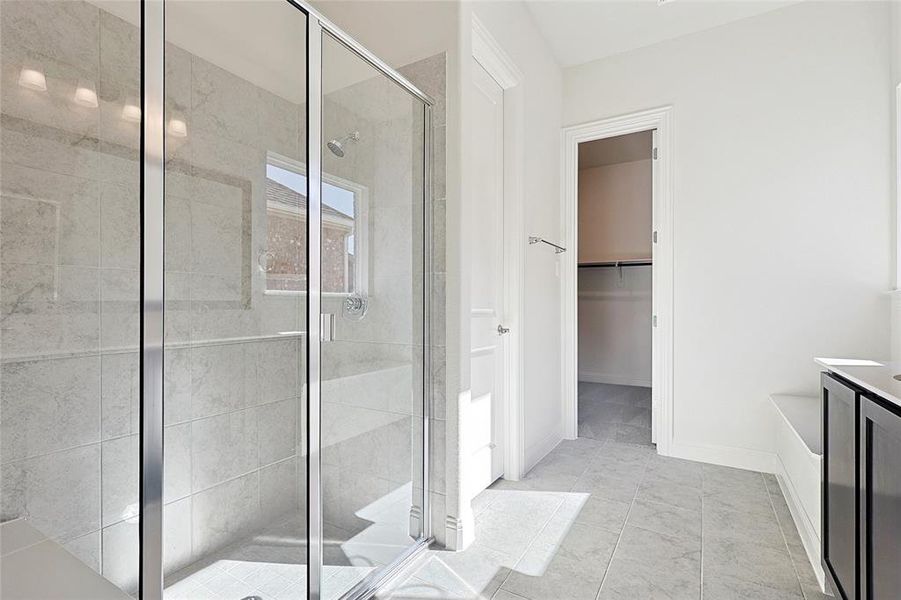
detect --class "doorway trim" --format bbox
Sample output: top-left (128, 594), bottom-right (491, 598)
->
top-left (472, 14), bottom-right (525, 481)
top-left (561, 106), bottom-right (675, 456)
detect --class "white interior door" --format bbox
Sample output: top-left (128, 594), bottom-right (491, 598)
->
top-left (467, 58), bottom-right (506, 498)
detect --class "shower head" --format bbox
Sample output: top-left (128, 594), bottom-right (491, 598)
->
top-left (326, 131), bottom-right (360, 158)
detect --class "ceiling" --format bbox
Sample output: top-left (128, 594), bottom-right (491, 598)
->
top-left (524, 0), bottom-right (798, 68)
top-left (579, 131), bottom-right (653, 169)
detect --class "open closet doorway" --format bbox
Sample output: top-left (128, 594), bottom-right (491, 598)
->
top-left (576, 132), bottom-right (655, 444)
top-left (562, 106), bottom-right (675, 456)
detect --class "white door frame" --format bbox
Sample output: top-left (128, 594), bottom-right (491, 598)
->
top-left (472, 15), bottom-right (526, 480)
top-left (561, 106), bottom-right (675, 456)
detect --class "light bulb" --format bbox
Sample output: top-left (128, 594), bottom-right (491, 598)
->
top-left (18, 67), bottom-right (47, 91)
top-left (73, 79), bottom-right (98, 108)
top-left (167, 117), bottom-right (187, 138)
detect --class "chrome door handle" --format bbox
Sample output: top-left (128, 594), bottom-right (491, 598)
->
top-left (497, 324), bottom-right (510, 335)
top-left (321, 313), bottom-right (335, 342)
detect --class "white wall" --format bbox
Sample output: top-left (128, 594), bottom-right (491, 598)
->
top-left (578, 160), bottom-right (653, 263)
top-left (462, 1), bottom-right (564, 473)
top-left (578, 266), bottom-right (652, 387)
top-left (892, 1), bottom-right (901, 361)
top-left (565, 2), bottom-right (894, 464)
top-left (578, 159), bottom-right (653, 387)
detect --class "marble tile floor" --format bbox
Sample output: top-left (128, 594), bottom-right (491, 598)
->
top-left (578, 383), bottom-right (653, 445)
top-left (379, 438), bottom-right (830, 600)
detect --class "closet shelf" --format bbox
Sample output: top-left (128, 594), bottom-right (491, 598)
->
top-left (579, 259), bottom-right (652, 269)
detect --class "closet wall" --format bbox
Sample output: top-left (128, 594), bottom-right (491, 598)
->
top-left (577, 133), bottom-right (652, 387)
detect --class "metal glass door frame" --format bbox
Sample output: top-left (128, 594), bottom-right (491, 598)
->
top-left (140, 2), bottom-right (434, 599)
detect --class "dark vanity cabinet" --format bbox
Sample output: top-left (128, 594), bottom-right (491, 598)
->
top-left (823, 373), bottom-right (859, 599)
top-left (822, 372), bottom-right (901, 600)
top-left (859, 396), bottom-right (901, 599)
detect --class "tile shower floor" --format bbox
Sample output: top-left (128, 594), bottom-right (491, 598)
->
top-left (380, 437), bottom-right (829, 600)
top-left (163, 485), bottom-right (417, 600)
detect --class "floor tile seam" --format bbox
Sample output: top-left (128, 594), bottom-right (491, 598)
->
top-left (492, 500), bottom-right (565, 600)
top-left (631, 495), bottom-right (702, 517)
top-left (593, 470), bottom-right (642, 600)
top-left (762, 471), bottom-right (811, 599)
top-left (699, 491), bottom-right (705, 600)
top-left (493, 589), bottom-right (530, 600)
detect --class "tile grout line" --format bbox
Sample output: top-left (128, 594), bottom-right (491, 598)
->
top-left (593, 438), bottom-right (649, 600)
top-left (493, 447), bottom-right (593, 599)
top-left (495, 436), bottom-right (613, 599)
top-left (699, 471), bottom-right (705, 600)
top-left (763, 473), bottom-right (810, 600)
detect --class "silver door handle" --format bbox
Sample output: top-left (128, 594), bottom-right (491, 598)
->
top-left (321, 313), bottom-right (335, 342)
top-left (497, 324), bottom-right (510, 335)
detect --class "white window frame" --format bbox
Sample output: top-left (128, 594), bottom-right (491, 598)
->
top-left (264, 150), bottom-right (370, 297)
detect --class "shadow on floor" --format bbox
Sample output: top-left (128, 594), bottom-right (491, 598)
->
top-left (380, 437), bottom-right (829, 600)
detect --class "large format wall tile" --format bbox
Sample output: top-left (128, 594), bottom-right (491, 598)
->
top-left (260, 457), bottom-right (298, 519)
top-left (1, 444), bottom-right (101, 542)
top-left (1, 163), bottom-right (101, 267)
top-left (100, 352), bottom-right (139, 440)
top-left (100, 434), bottom-right (138, 527)
top-left (100, 267), bottom-right (140, 351)
top-left (191, 343), bottom-right (246, 418)
top-left (0, 263), bottom-right (100, 358)
top-left (1, 0), bottom-right (100, 72)
top-left (99, 181), bottom-right (139, 270)
top-left (1, 356), bottom-right (100, 461)
top-left (247, 339), bottom-right (298, 406)
top-left (102, 518), bottom-right (138, 596)
top-left (191, 409), bottom-right (259, 491)
top-left (163, 497), bottom-right (193, 574)
top-left (164, 423), bottom-right (192, 504)
top-left (192, 471), bottom-right (261, 558)
top-left (257, 398), bottom-right (297, 466)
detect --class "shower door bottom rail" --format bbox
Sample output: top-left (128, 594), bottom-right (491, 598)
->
top-left (342, 536), bottom-right (434, 600)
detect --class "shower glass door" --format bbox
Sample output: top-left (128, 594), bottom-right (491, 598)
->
top-left (318, 30), bottom-right (428, 599)
top-left (161, 1), bottom-right (309, 597)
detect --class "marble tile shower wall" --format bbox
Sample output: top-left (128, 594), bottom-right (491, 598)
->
top-left (1, 2), bottom-right (304, 595)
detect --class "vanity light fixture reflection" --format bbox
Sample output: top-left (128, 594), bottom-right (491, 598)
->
top-left (122, 97), bottom-right (141, 123)
top-left (73, 78), bottom-right (98, 108)
top-left (18, 66), bottom-right (47, 91)
top-left (167, 117), bottom-right (187, 138)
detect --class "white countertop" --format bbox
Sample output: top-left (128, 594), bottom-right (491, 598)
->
top-left (815, 357), bottom-right (901, 409)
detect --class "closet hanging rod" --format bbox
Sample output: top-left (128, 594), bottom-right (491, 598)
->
top-left (528, 236), bottom-right (566, 253)
top-left (579, 260), bottom-right (653, 268)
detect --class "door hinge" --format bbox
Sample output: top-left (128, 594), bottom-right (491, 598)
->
top-left (653, 230), bottom-right (658, 244)
top-left (652, 315), bottom-right (658, 328)
top-left (653, 147), bottom-right (658, 160)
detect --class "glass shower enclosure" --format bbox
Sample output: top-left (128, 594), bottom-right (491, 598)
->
top-left (0, 1), bottom-right (432, 599)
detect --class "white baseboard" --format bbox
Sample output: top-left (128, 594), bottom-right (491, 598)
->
top-left (444, 514), bottom-right (473, 552)
top-left (523, 426), bottom-right (564, 474)
top-left (667, 440), bottom-right (778, 474)
top-left (773, 458), bottom-right (828, 593)
top-left (578, 372), bottom-right (651, 388)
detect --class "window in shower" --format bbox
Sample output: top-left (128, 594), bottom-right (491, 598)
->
top-left (264, 153), bottom-right (369, 295)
